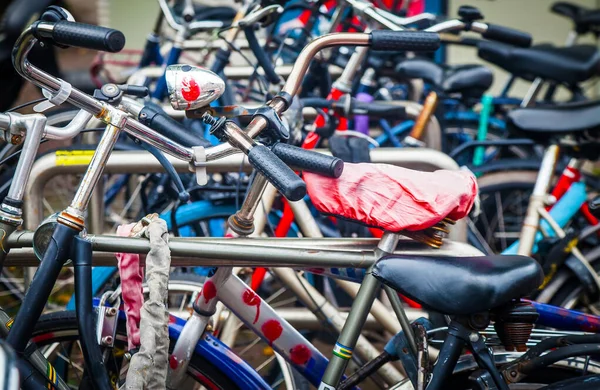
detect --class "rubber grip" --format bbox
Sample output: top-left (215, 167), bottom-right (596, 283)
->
top-left (352, 101), bottom-right (406, 119)
top-left (139, 104), bottom-right (211, 148)
top-left (52, 20), bottom-right (125, 52)
top-left (370, 31), bottom-right (440, 52)
top-left (248, 144), bottom-right (306, 201)
top-left (482, 24), bottom-right (532, 48)
top-left (271, 143), bottom-right (344, 178)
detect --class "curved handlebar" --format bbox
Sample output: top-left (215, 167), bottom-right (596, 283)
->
top-left (44, 110), bottom-right (93, 139)
top-left (425, 19), bottom-right (532, 48)
top-left (370, 30), bottom-right (440, 51)
top-left (479, 23), bottom-right (532, 48)
top-left (12, 12), bottom-right (441, 201)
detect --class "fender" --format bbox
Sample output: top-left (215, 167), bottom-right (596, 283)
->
top-left (93, 300), bottom-right (270, 389)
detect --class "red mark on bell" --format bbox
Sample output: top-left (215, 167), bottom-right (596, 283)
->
top-left (202, 281), bottom-right (217, 303)
top-left (169, 355), bottom-right (178, 369)
top-left (262, 319), bottom-right (282, 345)
top-left (181, 76), bottom-right (201, 102)
top-left (290, 344), bottom-right (311, 365)
top-left (242, 289), bottom-right (261, 324)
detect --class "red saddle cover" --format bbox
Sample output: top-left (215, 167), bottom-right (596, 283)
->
top-left (304, 163), bottom-right (477, 232)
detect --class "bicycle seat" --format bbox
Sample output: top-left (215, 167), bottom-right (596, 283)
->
top-left (395, 59), bottom-right (493, 99)
top-left (552, 2), bottom-right (600, 34)
top-left (507, 99), bottom-right (600, 141)
top-left (372, 254), bottom-right (543, 315)
top-left (304, 163), bottom-right (477, 232)
top-left (478, 42), bottom-right (600, 85)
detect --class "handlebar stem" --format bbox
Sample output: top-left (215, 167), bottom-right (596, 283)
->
top-left (5, 114), bottom-right (46, 206)
top-left (227, 173), bottom-right (269, 236)
top-left (61, 112), bottom-right (127, 230)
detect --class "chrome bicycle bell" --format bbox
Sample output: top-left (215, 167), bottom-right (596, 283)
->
top-left (166, 64), bottom-right (225, 110)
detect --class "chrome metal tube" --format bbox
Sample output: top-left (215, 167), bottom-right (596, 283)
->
top-left (281, 33), bottom-right (371, 98)
top-left (6, 115), bottom-right (46, 202)
top-left (470, 22), bottom-right (490, 35)
top-left (237, 174), bottom-right (268, 220)
top-left (65, 119), bottom-right (124, 223)
top-left (0, 114), bottom-right (10, 130)
top-left (223, 121), bottom-right (255, 152)
top-left (251, 183), bottom-right (277, 236)
top-left (43, 110), bottom-right (93, 140)
top-left (425, 19), bottom-right (465, 33)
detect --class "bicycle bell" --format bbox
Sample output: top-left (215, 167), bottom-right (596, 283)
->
top-left (165, 64), bottom-right (225, 110)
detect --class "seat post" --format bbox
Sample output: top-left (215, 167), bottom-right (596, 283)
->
top-left (318, 232), bottom-right (399, 390)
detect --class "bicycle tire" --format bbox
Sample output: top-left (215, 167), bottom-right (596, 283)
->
top-left (32, 310), bottom-right (242, 389)
top-left (472, 170), bottom-right (539, 253)
top-left (546, 246), bottom-right (600, 309)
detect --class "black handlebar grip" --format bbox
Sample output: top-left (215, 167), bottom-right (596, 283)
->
top-left (271, 143), bottom-right (344, 178)
top-left (248, 144), bottom-right (307, 201)
top-left (139, 104), bottom-right (211, 148)
top-left (369, 31), bottom-right (440, 52)
top-left (352, 101), bottom-right (407, 120)
top-left (482, 24), bottom-right (532, 48)
top-left (51, 20), bottom-right (125, 52)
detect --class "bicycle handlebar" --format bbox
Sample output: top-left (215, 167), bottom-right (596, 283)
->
top-left (480, 23), bottom-right (532, 48)
top-left (271, 143), bottom-right (344, 178)
top-left (426, 19), bottom-right (532, 48)
top-left (33, 21), bottom-right (125, 52)
top-left (13, 11), bottom-right (442, 201)
top-left (248, 144), bottom-right (306, 201)
top-left (370, 30), bottom-right (440, 51)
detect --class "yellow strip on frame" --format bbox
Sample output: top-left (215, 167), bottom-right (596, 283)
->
top-left (55, 150), bottom-right (95, 166)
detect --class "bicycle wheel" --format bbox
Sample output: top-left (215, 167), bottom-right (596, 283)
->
top-left (471, 170), bottom-right (538, 254)
top-left (33, 310), bottom-right (241, 389)
top-left (547, 246), bottom-right (600, 311)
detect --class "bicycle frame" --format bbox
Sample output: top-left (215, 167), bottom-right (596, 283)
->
top-left (9, 10), bottom-right (600, 389)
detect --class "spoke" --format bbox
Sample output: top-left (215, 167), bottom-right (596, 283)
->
top-left (494, 191), bottom-right (508, 251)
top-left (255, 354), bottom-right (276, 373)
top-left (238, 335), bottom-right (262, 356)
top-left (179, 293), bottom-right (189, 312)
top-left (111, 180), bottom-right (144, 230)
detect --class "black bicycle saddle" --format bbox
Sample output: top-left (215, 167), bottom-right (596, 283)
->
top-left (372, 254), bottom-right (543, 315)
top-left (478, 42), bottom-right (600, 85)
